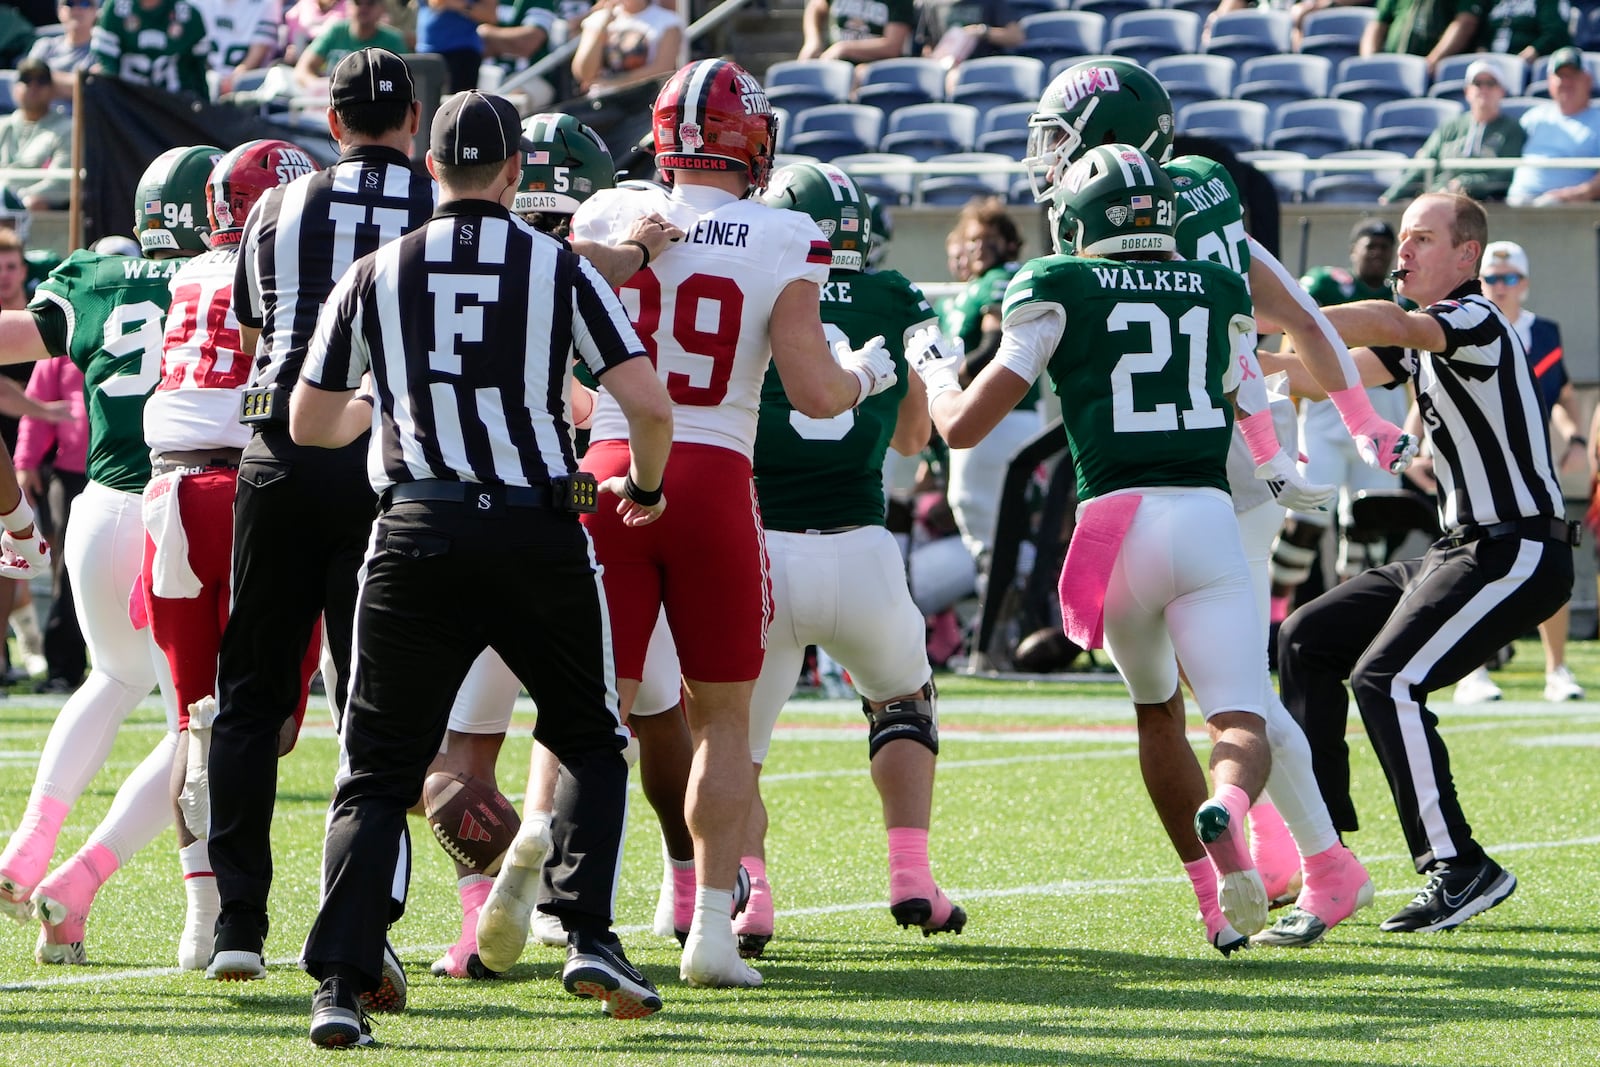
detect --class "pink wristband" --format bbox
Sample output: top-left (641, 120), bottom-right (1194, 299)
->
top-left (1328, 385), bottom-right (1378, 432)
top-left (1238, 409), bottom-right (1281, 466)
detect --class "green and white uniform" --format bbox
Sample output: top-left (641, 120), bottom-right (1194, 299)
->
top-left (91, 0), bottom-right (211, 98)
top-left (305, 18), bottom-right (409, 73)
top-left (29, 250), bottom-right (179, 493)
top-left (824, 0), bottom-right (914, 45)
top-left (747, 267), bottom-right (938, 763)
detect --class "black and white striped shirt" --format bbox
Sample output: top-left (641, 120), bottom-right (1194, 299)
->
top-left (1376, 281), bottom-right (1562, 529)
top-left (234, 145), bottom-right (436, 391)
top-left (300, 200), bottom-right (646, 491)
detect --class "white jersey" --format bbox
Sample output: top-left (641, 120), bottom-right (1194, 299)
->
top-left (572, 181), bottom-right (831, 457)
top-left (192, 0), bottom-right (281, 70)
top-left (145, 248), bottom-right (253, 452)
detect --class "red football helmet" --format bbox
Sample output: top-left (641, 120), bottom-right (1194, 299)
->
top-left (652, 59), bottom-right (777, 191)
top-left (206, 139), bottom-right (320, 245)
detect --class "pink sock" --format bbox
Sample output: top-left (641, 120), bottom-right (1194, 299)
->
top-left (459, 875), bottom-right (492, 930)
top-left (887, 827), bottom-right (930, 875)
top-left (1203, 784), bottom-right (1254, 875)
top-left (733, 855), bottom-right (773, 935)
top-left (35, 842), bottom-right (119, 929)
top-left (0, 795), bottom-right (71, 889)
top-left (1184, 855), bottom-right (1232, 943)
top-left (1247, 799), bottom-right (1299, 900)
top-left (671, 858), bottom-right (696, 933)
top-left (1298, 843), bottom-right (1371, 925)
top-left (1270, 595), bottom-right (1291, 624)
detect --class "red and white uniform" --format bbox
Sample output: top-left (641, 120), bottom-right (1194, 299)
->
top-left (571, 181), bottom-right (831, 682)
top-left (141, 249), bottom-right (259, 729)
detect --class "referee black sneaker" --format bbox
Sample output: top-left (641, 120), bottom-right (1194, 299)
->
top-left (1379, 857), bottom-right (1517, 933)
top-left (309, 976), bottom-right (375, 1048)
top-left (562, 931), bottom-right (662, 1019)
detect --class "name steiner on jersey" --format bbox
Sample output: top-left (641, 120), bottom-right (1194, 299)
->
top-left (1089, 265), bottom-right (1206, 293)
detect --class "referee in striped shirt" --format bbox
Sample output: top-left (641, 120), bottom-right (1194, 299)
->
top-left (206, 48), bottom-right (436, 987)
top-left (292, 90), bottom-right (673, 1047)
top-left (1266, 193), bottom-right (1574, 937)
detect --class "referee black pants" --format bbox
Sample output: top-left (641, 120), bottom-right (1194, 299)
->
top-left (209, 428), bottom-right (377, 935)
top-left (1279, 533), bottom-right (1572, 874)
top-left (302, 499), bottom-right (630, 988)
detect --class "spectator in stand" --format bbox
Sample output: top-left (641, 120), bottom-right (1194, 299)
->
top-left (1478, 0), bottom-right (1571, 60)
top-left (296, 0), bottom-right (409, 87)
top-left (29, 0), bottom-right (98, 100)
top-left (0, 59), bottom-right (71, 211)
top-left (285, 0), bottom-right (348, 65)
top-left (1453, 239), bottom-right (1587, 704)
top-left (194, 0), bottom-right (282, 96)
top-left (798, 0), bottom-right (913, 62)
top-left (1383, 58), bottom-right (1526, 202)
top-left (1360, 0), bottom-right (1483, 76)
top-left (1506, 46), bottom-right (1600, 204)
top-left (917, 0), bottom-right (1022, 81)
top-left (571, 0), bottom-right (683, 95)
top-left (91, 0), bottom-right (211, 99)
top-left (480, 0), bottom-right (558, 75)
top-left (418, 0), bottom-right (497, 91)
top-left (14, 355), bottom-right (89, 693)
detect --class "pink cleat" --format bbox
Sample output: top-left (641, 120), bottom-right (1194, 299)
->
top-left (32, 848), bottom-right (109, 942)
top-left (0, 799), bottom-right (70, 925)
top-left (1253, 844), bottom-right (1375, 947)
top-left (733, 867), bottom-right (774, 959)
top-left (888, 868), bottom-right (967, 937)
top-left (35, 922), bottom-right (87, 966)
top-left (1247, 801), bottom-right (1303, 907)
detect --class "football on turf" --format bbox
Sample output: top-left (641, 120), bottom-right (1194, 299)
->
top-left (422, 771), bottom-right (521, 875)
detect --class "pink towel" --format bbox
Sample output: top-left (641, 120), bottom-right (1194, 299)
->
top-left (1057, 494), bottom-right (1142, 650)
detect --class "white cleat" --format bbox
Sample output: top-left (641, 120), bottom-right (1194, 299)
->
top-left (475, 817), bottom-right (552, 973)
top-left (1217, 869), bottom-right (1269, 938)
top-left (1453, 666), bottom-right (1502, 705)
top-left (1544, 665), bottom-right (1585, 703)
top-left (530, 910), bottom-right (568, 947)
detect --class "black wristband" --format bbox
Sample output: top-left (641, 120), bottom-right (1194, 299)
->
top-left (623, 474), bottom-right (663, 507)
top-left (621, 238), bottom-right (651, 270)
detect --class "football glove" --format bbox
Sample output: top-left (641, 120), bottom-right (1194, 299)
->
top-left (835, 335), bottom-right (896, 402)
top-left (1255, 452), bottom-right (1336, 514)
top-left (0, 528), bottom-right (49, 580)
top-left (905, 324), bottom-right (964, 403)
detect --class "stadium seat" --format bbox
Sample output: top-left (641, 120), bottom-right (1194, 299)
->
top-left (1363, 96), bottom-right (1462, 154)
top-left (1267, 98), bottom-right (1366, 157)
top-left (856, 56), bottom-right (946, 116)
top-left (975, 101), bottom-right (1037, 159)
top-left (1529, 50), bottom-right (1600, 93)
top-left (950, 55), bottom-right (1046, 111)
top-left (1204, 9), bottom-right (1292, 66)
top-left (1106, 9), bottom-right (1202, 68)
top-left (879, 102), bottom-right (980, 161)
top-left (1019, 10), bottom-right (1107, 67)
top-left (1072, 0), bottom-right (1159, 22)
top-left (1498, 95), bottom-right (1545, 123)
top-left (1306, 149), bottom-right (1409, 201)
top-left (1168, 0), bottom-right (1220, 15)
top-left (1577, 5), bottom-right (1600, 49)
top-left (1234, 53), bottom-right (1332, 113)
top-left (1332, 54), bottom-right (1428, 110)
top-left (917, 152), bottom-right (1016, 205)
top-left (1149, 54), bottom-right (1235, 114)
top-left (0, 71), bottom-right (14, 115)
top-left (787, 103), bottom-right (886, 163)
top-left (772, 106), bottom-right (791, 152)
top-left (1431, 52), bottom-right (1524, 97)
top-left (830, 152), bottom-right (917, 205)
top-left (1009, 0), bottom-right (1065, 18)
top-left (1297, 5), bottom-right (1376, 69)
top-left (765, 59), bottom-right (854, 115)
top-left (1177, 98), bottom-right (1270, 154)
top-left (1239, 148), bottom-right (1310, 203)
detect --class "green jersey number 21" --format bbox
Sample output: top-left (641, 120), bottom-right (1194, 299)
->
top-left (1108, 302), bottom-right (1226, 434)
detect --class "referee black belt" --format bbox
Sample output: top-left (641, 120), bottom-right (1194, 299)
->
top-left (1444, 517), bottom-right (1581, 548)
top-left (151, 448), bottom-right (244, 476)
top-left (382, 479), bottom-right (551, 511)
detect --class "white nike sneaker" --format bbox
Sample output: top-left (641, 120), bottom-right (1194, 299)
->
top-left (1544, 665), bottom-right (1585, 703)
top-left (1452, 666), bottom-right (1502, 705)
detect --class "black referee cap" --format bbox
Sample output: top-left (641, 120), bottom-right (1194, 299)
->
top-left (330, 48), bottom-right (415, 108)
top-left (431, 91), bottom-right (523, 166)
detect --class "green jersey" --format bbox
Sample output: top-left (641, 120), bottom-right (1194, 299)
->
top-left (754, 268), bottom-right (935, 532)
top-left (1300, 266), bottom-right (1393, 308)
top-left (91, 0), bottom-right (211, 98)
top-left (941, 262), bottom-right (1039, 407)
top-left (1168, 155), bottom-right (1252, 280)
top-left (490, 0), bottom-right (561, 75)
top-left (1001, 255), bottom-right (1251, 501)
top-left (28, 251), bottom-right (181, 493)
top-left (827, 0), bottom-right (915, 43)
top-left (307, 18), bottom-right (409, 72)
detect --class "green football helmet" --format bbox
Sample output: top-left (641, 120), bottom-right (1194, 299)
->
top-left (135, 144), bottom-right (223, 255)
top-left (866, 193), bottom-right (892, 271)
top-left (1049, 144), bottom-right (1177, 258)
top-left (516, 112), bottom-right (616, 218)
top-left (759, 162), bottom-right (872, 272)
top-left (1025, 58), bottom-right (1175, 204)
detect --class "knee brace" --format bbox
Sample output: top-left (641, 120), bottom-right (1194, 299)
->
top-left (863, 680), bottom-right (939, 759)
top-left (1270, 519), bottom-right (1324, 587)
